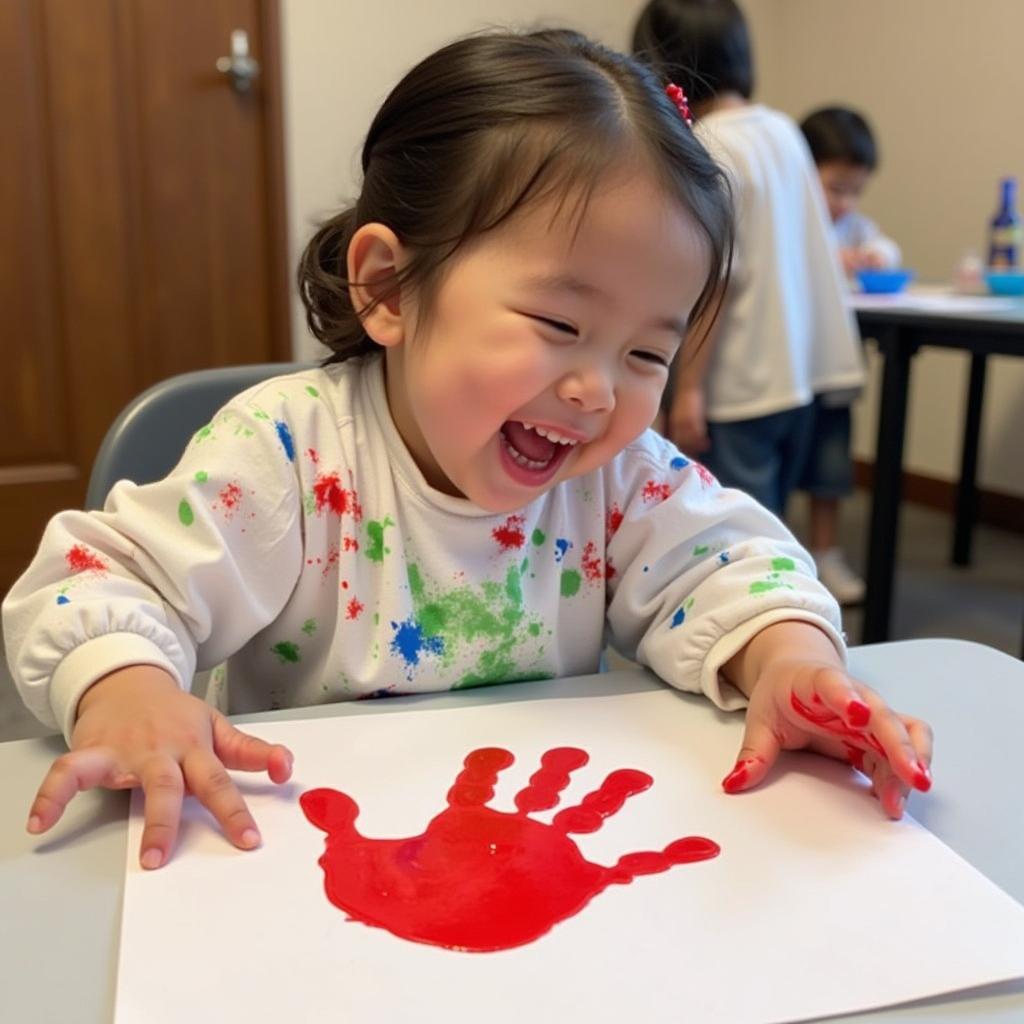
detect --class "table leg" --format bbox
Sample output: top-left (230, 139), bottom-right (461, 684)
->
top-left (952, 353), bottom-right (987, 566)
top-left (863, 328), bottom-right (915, 644)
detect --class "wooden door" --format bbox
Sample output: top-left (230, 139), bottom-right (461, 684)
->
top-left (1, 0), bottom-right (290, 595)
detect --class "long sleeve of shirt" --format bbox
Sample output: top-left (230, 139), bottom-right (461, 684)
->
top-left (3, 356), bottom-right (844, 741)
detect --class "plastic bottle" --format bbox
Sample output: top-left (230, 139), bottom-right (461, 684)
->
top-left (987, 177), bottom-right (1021, 268)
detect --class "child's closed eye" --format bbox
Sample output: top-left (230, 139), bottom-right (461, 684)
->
top-left (630, 350), bottom-right (671, 367)
top-left (528, 314), bottom-right (579, 337)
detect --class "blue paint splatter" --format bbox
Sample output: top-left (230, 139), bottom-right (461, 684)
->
top-left (390, 617), bottom-right (444, 676)
top-left (719, 551), bottom-right (730, 564)
top-left (554, 538), bottom-right (573, 563)
top-left (670, 606), bottom-right (687, 628)
top-left (275, 420), bottom-right (296, 461)
top-left (56, 595), bottom-right (70, 605)
top-left (670, 455), bottom-right (689, 471)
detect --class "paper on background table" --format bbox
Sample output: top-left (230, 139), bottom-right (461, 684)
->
top-left (115, 689), bottom-right (1024, 1024)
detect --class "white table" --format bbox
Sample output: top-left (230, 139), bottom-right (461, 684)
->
top-left (2, 638), bottom-right (1022, 1022)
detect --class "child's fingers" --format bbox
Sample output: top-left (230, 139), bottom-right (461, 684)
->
top-left (854, 700), bottom-right (932, 793)
top-left (27, 747), bottom-right (120, 834)
top-left (797, 666), bottom-right (874, 731)
top-left (722, 717), bottom-right (779, 794)
top-left (862, 753), bottom-right (911, 820)
top-left (182, 748), bottom-right (262, 854)
top-left (212, 714), bottom-right (294, 783)
top-left (138, 755), bottom-right (186, 870)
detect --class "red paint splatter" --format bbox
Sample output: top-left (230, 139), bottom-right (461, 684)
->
top-left (790, 692), bottom-right (885, 758)
top-left (306, 447), bottom-right (320, 465)
top-left (218, 482), bottom-right (242, 510)
top-left (341, 580), bottom-right (349, 590)
top-left (492, 514), bottom-right (526, 551)
top-left (346, 597), bottom-right (365, 620)
top-left (65, 545), bottom-right (108, 574)
top-left (605, 503), bottom-right (624, 544)
top-left (605, 557), bottom-right (617, 581)
top-left (721, 756), bottom-right (765, 794)
top-left (313, 471), bottom-right (363, 521)
top-left (321, 545), bottom-right (341, 579)
top-left (581, 541), bottom-right (604, 583)
top-left (301, 747), bottom-right (719, 952)
top-left (642, 479), bottom-right (671, 504)
top-left (342, 535), bottom-right (359, 551)
top-left (694, 462), bottom-right (715, 488)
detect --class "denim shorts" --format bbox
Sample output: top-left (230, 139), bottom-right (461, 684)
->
top-left (704, 402), bottom-right (817, 516)
top-left (796, 397), bottom-right (855, 499)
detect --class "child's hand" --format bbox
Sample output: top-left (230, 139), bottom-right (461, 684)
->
top-left (721, 624), bottom-right (933, 819)
top-left (26, 665), bottom-right (294, 868)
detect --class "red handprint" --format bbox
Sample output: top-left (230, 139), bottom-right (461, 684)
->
top-left (300, 746), bottom-right (720, 952)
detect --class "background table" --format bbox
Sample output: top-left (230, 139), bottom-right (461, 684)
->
top-left (852, 292), bottom-right (1024, 648)
top-left (2, 638), bottom-right (1022, 1022)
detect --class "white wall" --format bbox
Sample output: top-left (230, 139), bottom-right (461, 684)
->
top-left (745, 0), bottom-right (1024, 498)
top-left (281, 0), bottom-right (1023, 498)
top-left (281, 0), bottom-right (646, 362)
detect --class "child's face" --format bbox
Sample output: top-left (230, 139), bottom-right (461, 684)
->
top-left (384, 169), bottom-right (709, 512)
top-left (817, 160), bottom-right (872, 223)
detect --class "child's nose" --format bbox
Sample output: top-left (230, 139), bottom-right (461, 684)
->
top-left (555, 363), bottom-right (615, 413)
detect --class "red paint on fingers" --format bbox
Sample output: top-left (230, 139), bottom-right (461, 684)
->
top-left (791, 692), bottom-right (885, 758)
top-left (721, 757), bottom-right (764, 794)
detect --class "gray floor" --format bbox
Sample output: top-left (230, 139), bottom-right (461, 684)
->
top-left (1, 489), bottom-right (1021, 743)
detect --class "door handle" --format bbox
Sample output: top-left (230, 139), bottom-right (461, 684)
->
top-left (216, 29), bottom-right (260, 92)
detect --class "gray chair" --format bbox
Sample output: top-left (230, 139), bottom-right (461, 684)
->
top-left (85, 363), bottom-right (308, 510)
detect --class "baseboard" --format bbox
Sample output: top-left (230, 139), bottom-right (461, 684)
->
top-left (853, 459), bottom-right (1024, 535)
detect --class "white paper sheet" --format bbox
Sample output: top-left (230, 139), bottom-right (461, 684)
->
top-left (114, 690), bottom-right (1024, 1024)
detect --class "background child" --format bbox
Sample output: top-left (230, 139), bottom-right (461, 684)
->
top-left (801, 106), bottom-right (902, 276)
top-left (795, 105), bottom-right (903, 603)
top-left (3, 29), bottom-right (930, 871)
top-left (632, 0), bottom-right (868, 606)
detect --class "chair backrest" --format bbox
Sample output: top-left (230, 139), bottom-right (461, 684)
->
top-left (85, 363), bottom-right (309, 510)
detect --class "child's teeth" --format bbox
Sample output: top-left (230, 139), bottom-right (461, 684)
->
top-left (522, 423), bottom-right (577, 446)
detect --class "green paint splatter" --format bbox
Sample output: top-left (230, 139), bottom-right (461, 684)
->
top-left (271, 641), bottom-right (300, 663)
top-left (403, 561), bottom-right (544, 688)
top-left (301, 618), bottom-right (317, 636)
top-left (520, 557), bottom-right (529, 576)
top-left (772, 556), bottom-right (796, 572)
top-left (750, 578), bottom-right (794, 595)
top-left (178, 500), bottom-right (194, 526)
top-left (693, 544), bottom-right (709, 556)
top-left (194, 471), bottom-right (208, 483)
top-left (373, 612), bottom-right (380, 626)
top-left (366, 516), bottom-right (395, 563)
top-left (303, 491), bottom-right (316, 516)
top-left (306, 385), bottom-right (320, 398)
top-left (560, 569), bottom-right (582, 598)
top-left (193, 424), bottom-right (214, 443)
top-left (531, 528), bottom-right (546, 547)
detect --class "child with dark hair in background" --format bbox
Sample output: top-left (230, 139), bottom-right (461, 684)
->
top-left (633, 0), bottom-right (868, 604)
top-left (796, 105), bottom-right (903, 602)
top-left (4, 28), bottom-right (930, 872)
top-left (801, 106), bottom-right (901, 277)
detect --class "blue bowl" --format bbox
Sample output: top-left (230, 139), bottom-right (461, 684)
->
top-left (856, 268), bottom-right (914, 294)
top-left (984, 270), bottom-right (1024, 296)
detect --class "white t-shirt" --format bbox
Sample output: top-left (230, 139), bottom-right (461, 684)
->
top-left (696, 105), bottom-right (865, 421)
top-left (2, 356), bottom-right (844, 742)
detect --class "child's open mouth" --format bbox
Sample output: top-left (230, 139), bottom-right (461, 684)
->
top-left (499, 421), bottom-right (578, 486)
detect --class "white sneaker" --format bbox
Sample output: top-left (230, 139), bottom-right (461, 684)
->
top-left (814, 548), bottom-right (866, 606)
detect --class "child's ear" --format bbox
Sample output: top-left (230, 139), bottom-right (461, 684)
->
top-left (346, 223), bottom-right (408, 348)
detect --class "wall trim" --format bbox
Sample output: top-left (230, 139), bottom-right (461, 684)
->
top-left (853, 460), bottom-right (1024, 535)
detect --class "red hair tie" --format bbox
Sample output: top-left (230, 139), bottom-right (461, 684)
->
top-left (665, 83), bottom-right (693, 127)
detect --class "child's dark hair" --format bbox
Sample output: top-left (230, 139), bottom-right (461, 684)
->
top-left (800, 107), bottom-right (878, 171)
top-left (631, 0), bottom-right (753, 107)
top-left (298, 28), bottom-right (733, 363)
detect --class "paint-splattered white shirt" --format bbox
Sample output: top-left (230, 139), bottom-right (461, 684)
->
top-left (3, 356), bottom-right (845, 742)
